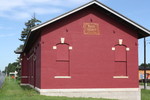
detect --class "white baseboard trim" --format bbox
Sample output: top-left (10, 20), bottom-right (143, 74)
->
top-left (20, 83), bottom-right (34, 88)
top-left (20, 83), bottom-right (29, 86)
top-left (36, 88), bottom-right (140, 93)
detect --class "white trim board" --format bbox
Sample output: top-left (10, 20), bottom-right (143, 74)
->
top-left (113, 76), bottom-right (129, 78)
top-left (31, 0), bottom-right (150, 35)
top-left (36, 88), bottom-right (140, 93)
top-left (54, 76), bottom-right (71, 78)
top-left (20, 83), bottom-right (29, 86)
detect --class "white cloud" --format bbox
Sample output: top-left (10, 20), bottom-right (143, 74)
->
top-left (29, 7), bottom-right (64, 15)
top-left (0, 33), bottom-right (17, 38)
top-left (0, 0), bottom-right (24, 11)
top-left (0, 0), bottom-right (91, 20)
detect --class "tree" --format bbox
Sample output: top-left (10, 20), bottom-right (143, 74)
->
top-left (19, 15), bottom-right (41, 42)
top-left (4, 62), bottom-right (19, 75)
top-left (139, 63), bottom-right (150, 69)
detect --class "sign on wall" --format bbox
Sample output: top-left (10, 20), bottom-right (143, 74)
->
top-left (83, 23), bottom-right (100, 35)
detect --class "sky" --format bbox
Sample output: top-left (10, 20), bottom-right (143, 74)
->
top-left (0, 0), bottom-right (150, 71)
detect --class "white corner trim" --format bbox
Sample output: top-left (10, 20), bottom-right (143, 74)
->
top-left (69, 46), bottom-right (73, 50)
top-left (53, 46), bottom-right (57, 49)
top-left (112, 47), bottom-right (115, 51)
top-left (126, 47), bottom-right (130, 51)
top-left (113, 76), bottom-right (129, 78)
top-left (54, 76), bottom-right (71, 78)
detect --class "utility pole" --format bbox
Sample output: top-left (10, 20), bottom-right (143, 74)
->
top-left (144, 37), bottom-right (147, 89)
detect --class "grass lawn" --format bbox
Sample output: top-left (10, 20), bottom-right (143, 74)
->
top-left (0, 77), bottom-right (114, 100)
top-left (141, 89), bottom-right (150, 100)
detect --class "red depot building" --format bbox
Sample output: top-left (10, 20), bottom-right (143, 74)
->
top-left (16, 1), bottom-right (150, 100)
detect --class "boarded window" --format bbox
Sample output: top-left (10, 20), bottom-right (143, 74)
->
top-left (55, 61), bottom-right (69, 76)
top-left (114, 62), bottom-right (127, 76)
top-left (115, 46), bottom-right (126, 62)
top-left (55, 44), bottom-right (70, 76)
top-left (56, 44), bottom-right (69, 61)
top-left (114, 45), bottom-right (127, 76)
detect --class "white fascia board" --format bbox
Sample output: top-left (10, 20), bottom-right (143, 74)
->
top-left (94, 2), bottom-right (150, 34)
top-left (31, 1), bottom-right (96, 32)
top-left (31, 1), bottom-right (150, 34)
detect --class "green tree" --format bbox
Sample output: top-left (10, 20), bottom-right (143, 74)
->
top-left (4, 62), bottom-right (19, 75)
top-left (139, 63), bottom-right (150, 69)
top-left (19, 15), bottom-right (41, 42)
top-left (14, 15), bottom-right (41, 78)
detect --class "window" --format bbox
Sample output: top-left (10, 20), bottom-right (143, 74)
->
top-left (114, 45), bottom-right (127, 76)
top-left (115, 46), bottom-right (126, 62)
top-left (53, 43), bottom-right (71, 77)
top-left (56, 44), bottom-right (69, 61)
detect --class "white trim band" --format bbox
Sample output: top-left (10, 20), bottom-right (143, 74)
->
top-left (54, 76), bottom-right (71, 78)
top-left (113, 76), bottom-right (129, 78)
top-left (20, 83), bottom-right (29, 86)
top-left (36, 88), bottom-right (140, 93)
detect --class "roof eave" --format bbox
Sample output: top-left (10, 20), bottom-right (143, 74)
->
top-left (22, 0), bottom-right (150, 53)
top-left (31, 0), bottom-right (150, 36)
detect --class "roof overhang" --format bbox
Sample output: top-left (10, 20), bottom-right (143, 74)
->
top-left (14, 49), bottom-right (23, 54)
top-left (22, 0), bottom-right (150, 53)
top-left (31, 0), bottom-right (150, 36)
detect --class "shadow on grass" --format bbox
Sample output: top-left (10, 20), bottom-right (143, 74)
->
top-left (20, 85), bottom-right (33, 91)
top-left (20, 85), bottom-right (39, 96)
top-left (16, 80), bottom-right (34, 91)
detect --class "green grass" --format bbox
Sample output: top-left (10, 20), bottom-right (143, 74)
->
top-left (141, 89), bottom-right (150, 100)
top-left (0, 77), bottom-right (113, 100)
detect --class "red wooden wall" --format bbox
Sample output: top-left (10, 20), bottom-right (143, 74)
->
top-left (21, 38), bottom-right (41, 88)
top-left (38, 6), bottom-right (139, 89)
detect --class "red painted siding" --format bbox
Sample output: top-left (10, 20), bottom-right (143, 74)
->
top-left (21, 54), bottom-right (28, 84)
top-left (38, 6), bottom-right (138, 89)
top-left (21, 37), bottom-right (41, 88)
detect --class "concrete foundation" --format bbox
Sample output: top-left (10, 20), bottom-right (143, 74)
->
top-left (21, 84), bottom-right (141, 100)
top-left (36, 88), bottom-right (141, 100)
